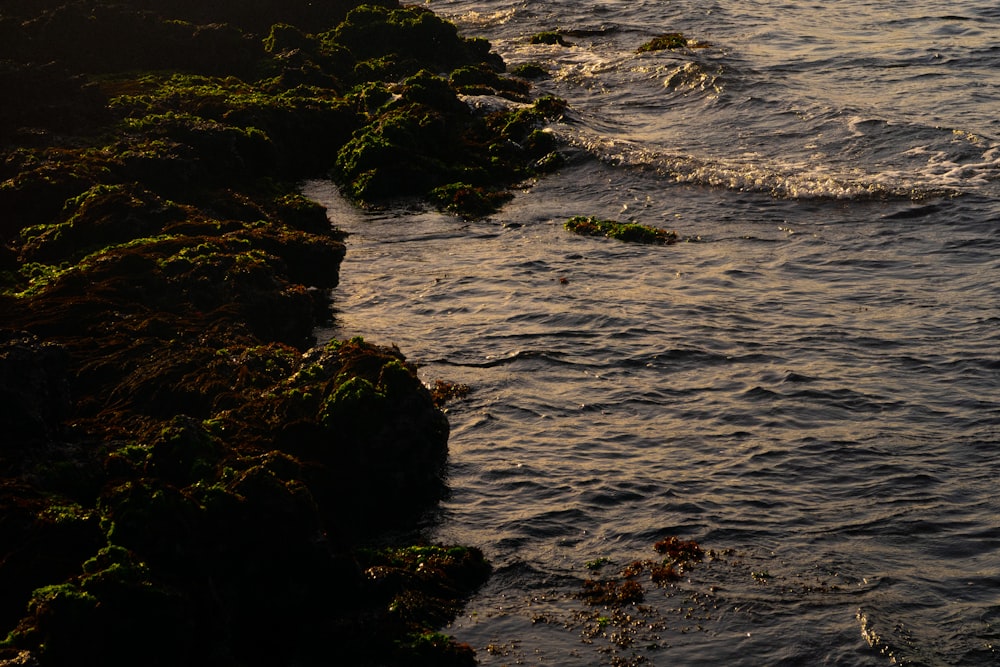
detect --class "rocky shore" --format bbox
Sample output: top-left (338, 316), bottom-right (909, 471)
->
top-left (0, 1), bottom-right (564, 664)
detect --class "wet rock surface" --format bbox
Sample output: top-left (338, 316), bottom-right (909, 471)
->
top-left (0, 0), bottom-right (565, 663)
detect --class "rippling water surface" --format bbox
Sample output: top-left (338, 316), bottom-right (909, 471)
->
top-left (307, 0), bottom-right (1000, 663)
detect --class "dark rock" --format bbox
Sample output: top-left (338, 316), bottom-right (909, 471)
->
top-left (0, 486), bottom-right (103, 636)
top-left (530, 31), bottom-right (571, 46)
top-left (0, 332), bottom-right (72, 451)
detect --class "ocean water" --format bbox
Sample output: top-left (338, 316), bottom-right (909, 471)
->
top-left (305, 0), bottom-right (1000, 664)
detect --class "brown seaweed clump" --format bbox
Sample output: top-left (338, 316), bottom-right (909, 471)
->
top-left (578, 536), bottom-right (705, 609)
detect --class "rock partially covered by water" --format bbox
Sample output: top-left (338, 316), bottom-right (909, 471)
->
top-left (327, 5), bottom-right (566, 215)
top-left (565, 215), bottom-right (680, 245)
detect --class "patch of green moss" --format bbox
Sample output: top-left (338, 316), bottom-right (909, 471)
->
top-left (80, 544), bottom-right (134, 576)
top-left (103, 442), bottom-right (153, 476)
top-left (429, 182), bottom-right (513, 218)
top-left (326, 4), bottom-right (497, 78)
top-left (146, 415), bottom-right (223, 486)
top-left (345, 80), bottom-right (393, 114)
top-left (637, 33), bottom-right (688, 52)
top-left (263, 23), bottom-right (316, 55)
top-left (377, 544), bottom-right (476, 567)
top-left (510, 62), bottom-right (550, 79)
top-left (39, 503), bottom-right (95, 526)
top-left (490, 95), bottom-right (567, 138)
top-left (24, 583), bottom-right (98, 615)
top-left (106, 72), bottom-right (358, 181)
top-left (317, 375), bottom-right (386, 433)
top-left (585, 556), bottom-right (613, 570)
top-left (18, 183), bottom-right (186, 266)
top-left (13, 232), bottom-right (185, 297)
top-left (449, 65), bottom-right (529, 100)
top-left (564, 215), bottom-right (679, 245)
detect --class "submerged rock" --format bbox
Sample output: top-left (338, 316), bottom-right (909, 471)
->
top-left (565, 215), bottom-right (680, 245)
top-left (530, 31), bottom-right (572, 47)
top-left (637, 32), bottom-right (689, 52)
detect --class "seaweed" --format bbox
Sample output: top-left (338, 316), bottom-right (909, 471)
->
top-left (637, 32), bottom-right (688, 52)
top-left (637, 32), bottom-right (710, 52)
top-left (564, 215), bottom-right (679, 245)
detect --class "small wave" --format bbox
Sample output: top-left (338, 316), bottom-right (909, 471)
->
top-left (662, 61), bottom-right (723, 94)
top-left (565, 129), bottom-right (940, 199)
top-left (450, 8), bottom-right (518, 31)
top-left (439, 348), bottom-right (574, 368)
top-left (858, 609), bottom-right (917, 665)
top-left (881, 203), bottom-right (945, 219)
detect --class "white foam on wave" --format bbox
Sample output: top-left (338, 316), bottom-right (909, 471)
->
top-left (897, 145), bottom-right (1000, 188)
top-left (449, 8), bottom-right (518, 31)
top-left (561, 127), bottom-right (963, 200)
top-left (661, 61), bottom-right (723, 95)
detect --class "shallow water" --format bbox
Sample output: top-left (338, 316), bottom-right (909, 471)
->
top-left (305, 0), bottom-right (1000, 663)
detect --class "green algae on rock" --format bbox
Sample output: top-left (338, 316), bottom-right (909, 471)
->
top-left (332, 68), bottom-right (566, 216)
top-left (637, 32), bottom-right (710, 53)
top-left (637, 32), bottom-right (689, 52)
top-left (509, 62), bottom-right (551, 79)
top-left (429, 182), bottom-right (515, 218)
top-left (565, 215), bottom-right (679, 245)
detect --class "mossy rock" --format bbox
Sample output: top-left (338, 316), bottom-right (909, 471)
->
top-left (0, 487), bottom-right (103, 635)
top-left (637, 32), bottom-right (688, 52)
top-left (0, 147), bottom-right (116, 238)
top-left (449, 65), bottom-right (530, 101)
top-left (108, 74), bottom-right (359, 181)
top-left (356, 544), bottom-right (491, 666)
top-left (328, 5), bottom-right (501, 77)
top-left (145, 415), bottom-right (223, 486)
top-left (333, 71), bottom-right (472, 202)
top-left (18, 183), bottom-right (186, 265)
top-left (429, 182), bottom-right (514, 218)
top-left (637, 32), bottom-right (709, 52)
top-left (565, 215), bottom-right (679, 245)
top-left (335, 90), bottom-right (567, 206)
top-left (509, 62), bottom-right (550, 79)
top-left (530, 31), bottom-right (571, 47)
top-left (263, 22), bottom-right (316, 55)
top-left (8, 551), bottom-right (197, 666)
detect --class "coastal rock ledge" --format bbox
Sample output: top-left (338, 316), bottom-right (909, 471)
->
top-left (0, 0), bottom-right (565, 664)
